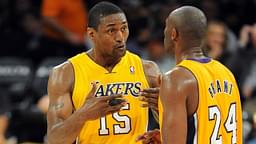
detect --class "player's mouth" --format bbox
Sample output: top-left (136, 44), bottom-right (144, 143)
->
top-left (115, 44), bottom-right (125, 50)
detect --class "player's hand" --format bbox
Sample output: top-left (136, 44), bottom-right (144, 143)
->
top-left (139, 87), bottom-right (159, 111)
top-left (80, 82), bottom-right (127, 120)
top-left (136, 129), bottom-right (161, 144)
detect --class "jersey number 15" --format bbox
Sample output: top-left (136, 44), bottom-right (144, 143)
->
top-left (98, 104), bottom-right (131, 135)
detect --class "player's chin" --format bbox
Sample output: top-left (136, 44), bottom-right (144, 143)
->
top-left (114, 48), bottom-right (126, 58)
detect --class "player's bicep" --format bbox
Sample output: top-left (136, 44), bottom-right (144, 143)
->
top-left (47, 64), bottom-right (74, 130)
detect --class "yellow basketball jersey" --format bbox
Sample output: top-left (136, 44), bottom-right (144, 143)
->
top-left (159, 59), bottom-right (242, 144)
top-left (69, 51), bottom-right (149, 144)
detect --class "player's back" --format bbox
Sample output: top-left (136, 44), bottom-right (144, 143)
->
top-left (178, 58), bottom-right (243, 144)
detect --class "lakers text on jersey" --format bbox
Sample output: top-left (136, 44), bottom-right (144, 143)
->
top-left (69, 51), bottom-right (149, 144)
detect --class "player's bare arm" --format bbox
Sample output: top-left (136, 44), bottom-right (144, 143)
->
top-left (160, 66), bottom-right (198, 144)
top-left (140, 60), bottom-right (161, 111)
top-left (47, 62), bottom-right (126, 144)
top-left (136, 60), bottom-right (161, 144)
top-left (142, 60), bottom-right (161, 88)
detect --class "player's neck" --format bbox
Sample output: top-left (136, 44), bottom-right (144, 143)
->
top-left (175, 46), bottom-right (205, 64)
top-left (87, 49), bottom-right (121, 72)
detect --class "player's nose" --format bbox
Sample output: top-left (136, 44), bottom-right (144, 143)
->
top-left (115, 30), bottom-right (124, 43)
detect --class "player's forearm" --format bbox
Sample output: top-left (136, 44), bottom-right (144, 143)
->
top-left (47, 110), bottom-right (88, 144)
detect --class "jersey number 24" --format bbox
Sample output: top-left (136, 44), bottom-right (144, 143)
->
top-left (208, 103), bottom-right (237, 144)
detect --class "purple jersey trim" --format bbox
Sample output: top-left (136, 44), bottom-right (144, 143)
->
top-left (187, 57), bottom-right (211, 63)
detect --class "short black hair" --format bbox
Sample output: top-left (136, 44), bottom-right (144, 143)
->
top-left (88, 1), bottom-right (124, 29)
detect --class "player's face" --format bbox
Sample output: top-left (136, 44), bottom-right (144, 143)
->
top-left (95, 13), bottom-right (129, 59)
top-left (164, 18), bottom-right (175, 54)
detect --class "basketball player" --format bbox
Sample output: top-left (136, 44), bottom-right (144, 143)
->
top-left (47, 2), bottom-right (161, 144)
top-left (137, 6), bottom-right (243, 144)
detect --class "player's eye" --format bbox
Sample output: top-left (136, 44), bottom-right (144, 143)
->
top-left (107, 28), bottom-right (115, 34)
top-left (121, 26), bottom-right (127, 32)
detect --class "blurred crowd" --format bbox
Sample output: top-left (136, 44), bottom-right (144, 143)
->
top-left (0, 0), bottom-right (256, 143)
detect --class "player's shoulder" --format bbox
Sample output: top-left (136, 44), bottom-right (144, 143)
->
top-left (127, 51), bottom-right (161, 86)
top-left (163, 66), bottom-right (197, 87)
top-left (164, 66), bottom-right (193, 78)
top-left (126, 51), bottom-right (161, 77)
top-left (48, 61), bottom-right (74, 91)
top-left (142, 59), bottom-right (160, 73)
top-left (51, 61), bottom-right (74, 77)
top-left (141, 59), bottom-right (161, 87)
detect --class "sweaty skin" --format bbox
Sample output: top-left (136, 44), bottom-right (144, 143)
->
top-left (137, 6), bottom-right (206, 144)
top-left (160, 67), bottom-right (198, 144)
top-left (47, 62), bottom-right (127, 144)
top-left (47, 60), bottom-right (160, 144)
top-left (141, 60), bottom-right (161, 111)
top-left (137, 66), bottom-right (198, 144)
top-left (47, 12), bottom-right (161, 144)
top-left (161, 6), bottom-right (206, 144)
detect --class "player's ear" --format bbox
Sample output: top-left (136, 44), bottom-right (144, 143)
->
top-left (87, 27), bottom-right (96, 40)
top-left (171, 27), bottom-right (178, 41)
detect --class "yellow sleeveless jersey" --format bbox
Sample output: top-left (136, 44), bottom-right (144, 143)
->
top-left (159, 59), bottom-right (242, 144)
top-left (69, 51), bottom-right (149, 144)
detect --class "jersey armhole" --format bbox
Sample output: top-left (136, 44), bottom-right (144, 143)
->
top-left (177, 65), bottom-right (200, 117)
top-left (68, 60), bottom-right (77, 111)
